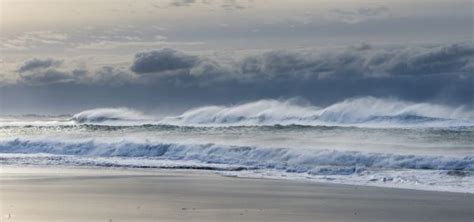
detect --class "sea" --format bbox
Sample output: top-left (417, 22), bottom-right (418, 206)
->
top-left (1, 97), bottom-right (473, 193)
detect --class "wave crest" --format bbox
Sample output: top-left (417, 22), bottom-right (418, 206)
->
top-left (69, 97), bottom-right (474, 127)
top-left (72, 108), bottom-right (151, 124)
top-left (1, 139), bottom-right (472, 173)
top-left (160, 97), bottom-right (474, 126)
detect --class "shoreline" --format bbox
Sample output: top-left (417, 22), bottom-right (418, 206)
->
top-left (1, 166), bottom-right (473, 222)
top-left (1, 163), bottom-right (472, 194)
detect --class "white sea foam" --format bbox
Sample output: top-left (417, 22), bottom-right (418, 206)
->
top-left (72, 107), bottom-right (153, 124)
top-left (3, 97), bottom-right (472, 127)
top-left (1, 97), bottom-right (473, 193)
top-left (159, 97), bottom-right (474, 127)
top-left (0, 139), bottom-right (472, 193)
top-left (1, 139), bottom-right (472, 172)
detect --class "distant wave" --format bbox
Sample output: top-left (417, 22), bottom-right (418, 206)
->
top-left (72, 108), bottom-right (153, 124)
top-left (1, 139), bottom-right (472, 173)
top-left (159, 97), bottom-right (474, 127)
top-left (7, 97), bottom-right (468, 127)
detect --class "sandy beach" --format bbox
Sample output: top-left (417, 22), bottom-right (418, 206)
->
top-left (0, 166), bottom-right (472, 222)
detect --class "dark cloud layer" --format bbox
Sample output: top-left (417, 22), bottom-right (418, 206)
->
top-left (2, 43), bottom-right (473, 114)
top-left (17, 58), bottom-right (62, 73)
top-left (130, 48), bottom-right (198, 74)
top-left (19, 69), bottom-right (75, 85)
top-left (128, 43), bottom-right (473, 81)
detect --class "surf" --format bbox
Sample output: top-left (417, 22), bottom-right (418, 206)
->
top-left (1, 138), bottom-right (473, 193)
top-left (159, 97), bottom-right (474, 127)
top-left (2, 138), bottom-right (472, 172)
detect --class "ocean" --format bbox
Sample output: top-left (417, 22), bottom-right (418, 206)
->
top-left (1, 97), bottom-right (473, 193)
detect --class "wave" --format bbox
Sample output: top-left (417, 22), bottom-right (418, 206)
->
top-left (158, 97), bottom-right (474, 127)
top-left (13, 97), bottom-right (467, 127)
top-left (72, 108), bottom-right (152, 124)
top-left (1, 139), bottom-right (472, 174)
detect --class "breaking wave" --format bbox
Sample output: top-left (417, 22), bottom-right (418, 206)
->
top-left (64, 97), bottom-right (474, 127)
top-left (159, 97), bottom-right (474, 127)
top-left (1, 139), bottom-right (472, 173)
top-left (72, 108), bottom-right (152, 124)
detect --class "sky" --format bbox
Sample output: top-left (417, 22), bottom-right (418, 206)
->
top-left (0, 0), bottom-right (473, 115)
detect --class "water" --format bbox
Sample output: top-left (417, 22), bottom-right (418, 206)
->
top-left (1, 97), bottom-right (473, 193)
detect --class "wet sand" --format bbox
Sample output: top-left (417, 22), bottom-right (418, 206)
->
top-left (0, 166), bottom-right (472, 222)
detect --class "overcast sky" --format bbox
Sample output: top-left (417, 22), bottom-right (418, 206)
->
top-left (0, 0), bottom-right (473, 114)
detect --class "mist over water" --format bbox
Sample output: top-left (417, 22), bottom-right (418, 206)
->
top-left (159, 97), bottom-right (474, 127)
top-left (64, 97), bottom-right (474, 127)
top-left (1, 97), bottom-right (473, 193)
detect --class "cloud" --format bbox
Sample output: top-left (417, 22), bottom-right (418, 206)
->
top-left (169, 0), bottom-right (196, 7)
top-left (15, 58), bottom-right (136, 86)
top-left (18, 69), bottom-right (76, 85)
top-left (238, 50), bottom-right (323, 79)
top-left (3, 42), bottom-right (473, 113)
top-left (130, 48), bottom-right (198, 74)
top-left (75, 40), bottom-right (202, 50)
top-left (380, 44), bottom-right (474, 76)
top-left (14, 43), bottom-right (474, 85)
top-left (168, 0), bottom-right (249, 10)
top-left (92, 66), bottom-right (137, 85)
top-left (17, 58), bottom-right (63, 73)
top-left (330, 6), bottom-right (391, 24)
top-left (119, 43), bottom-right (471, 105)
top-left (1, 31), bottom-right (69, 50)
top-left (17, 66), bottom-right (138, 86)
top-left (238, 43), bottom-right (474, 79)
top-left (220, 0), bottom-right (248, 10)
